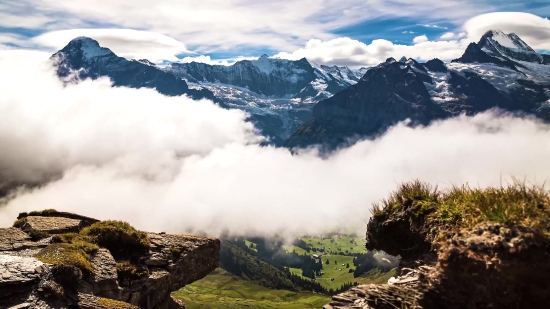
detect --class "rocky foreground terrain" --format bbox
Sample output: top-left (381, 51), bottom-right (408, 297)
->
top-left (0, 211), bottom-right (220, 309)
top-left (324, 181), bottom-right (550, 309)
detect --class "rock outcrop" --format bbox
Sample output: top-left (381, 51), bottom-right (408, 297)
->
top-left (325, 182), bottom-right (550, 309)
top-left (0, 211), bottom-right (220, 309)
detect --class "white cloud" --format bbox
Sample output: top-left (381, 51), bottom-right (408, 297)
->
top-left (418, 24), bottom-right (449, 30)
top-left (413, 35), bottom-right (429, 44)
top-left (274, 12), bottom-right (550, 68)
top-left (31, 29), bottom-right (192, 62)
top-left (2, 0), bottom-right (493, 52)
top-left (274, 37), bottom-right (469, 67)
top-left (439, 32), bottom-right (467, 40)
top-left (0, 51), bottom-right (258, 184)
top-left (1, 52), bottom-right (550, 238)
top-left (178, 55), bottom-right (258, 66)
top-left (463, 12), bottom-right (550, 50)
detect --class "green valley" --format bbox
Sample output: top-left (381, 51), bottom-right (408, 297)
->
top-left (172, 269), bottom-right (330, 309)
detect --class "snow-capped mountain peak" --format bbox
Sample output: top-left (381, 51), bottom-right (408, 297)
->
top-left (481, 30), bottom-right (534, 53)
top-left (63, 36), bottom-right (114, 59)
top-left (478, 30), bottom-right (544, 64)
top-left (251, 54), bottom-right (277, 74)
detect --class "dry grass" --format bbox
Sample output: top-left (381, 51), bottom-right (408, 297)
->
top-left (371, 180), bottom-right (439, 217)
top-left (371, 180), bottom-right (550, 237)
top-left (437, 182), bottom-right (550, 235)
top-left (97, 298), bottom-right (138, 309)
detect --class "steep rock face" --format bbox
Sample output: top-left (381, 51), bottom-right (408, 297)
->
top-left (52, 37), bottom-right (215, 102)
top-left (326, 223), bottom-right (550, 309)
top-left (286, 31), bottom-right (550, 150)
top-left (0, 212), bottom-right (220, 309)
top-left (478, 30), bottom-right (544, 64)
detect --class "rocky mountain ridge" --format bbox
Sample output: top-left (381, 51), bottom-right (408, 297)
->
top-left (285, 30), bottom-right (550, 150)
top-left (52, 37), bottom-right (216, 102)
top-left (0, 210), bottom-right (220, 309)
top-left (164, 55), bottom-right (364, 100)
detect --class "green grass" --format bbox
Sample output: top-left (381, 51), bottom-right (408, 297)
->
top-left (282, 245), bottom-right (308, 256)
top-left (289, 267), bottom-right (306, 278)
top-left (301, 235), bottom-right (366, 255)
top-left (357, 268), bottom-right (397, 285)
top-left (172, 269), bottom-right (329, 309)
top-left (316, 255), bottom-right (356, 290)
top-left (287, 255), bottom-right (358, 290)
top-left (244, 240), bottom-right (257, 252)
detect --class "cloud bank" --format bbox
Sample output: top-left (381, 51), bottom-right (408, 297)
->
top-left (1, 52), bottom-right (550, 238)
top-left (274, 37), bottom-right (469, 67)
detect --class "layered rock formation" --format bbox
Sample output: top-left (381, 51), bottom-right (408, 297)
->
top-left (0, 211), bottom-right (220, 309)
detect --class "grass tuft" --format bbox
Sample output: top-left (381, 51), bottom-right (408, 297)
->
top-left (436, 182), bottom-right (550, 234)
top-left (371, 180), bottom-right (550, 237)
top-left (81, 220), bottom-right (150, 260)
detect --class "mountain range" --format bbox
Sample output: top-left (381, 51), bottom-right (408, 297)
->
top-left (51, 38), bottom-right (366, 145)
top-left (285, 30), bottom-right (550, 149)
top-left (51, 30), bottom-right (550, 149)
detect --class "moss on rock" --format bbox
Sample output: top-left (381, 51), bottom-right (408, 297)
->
top-left (35, 243), bottom-right (97, 275)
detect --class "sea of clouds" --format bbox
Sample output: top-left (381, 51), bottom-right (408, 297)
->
top-left (1, 51), bottom-right (549, 238)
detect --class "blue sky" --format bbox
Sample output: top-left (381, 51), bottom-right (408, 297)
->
top-left (0, 0), bottom-right (549, 66)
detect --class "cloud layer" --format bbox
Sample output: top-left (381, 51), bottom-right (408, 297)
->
top-left (274, 37), bottom-right (469, 67)
top-left (0, 0), bottom-right (496, 53)
top-left (1, 52), bottom-right (550, 238)
top-left (274, 12), bottom-right (550, 67)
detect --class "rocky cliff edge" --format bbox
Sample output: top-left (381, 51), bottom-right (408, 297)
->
top-left (324, 181), bottom-right (550, 309)
top-left (0, 210), bottom-right (220, 309)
